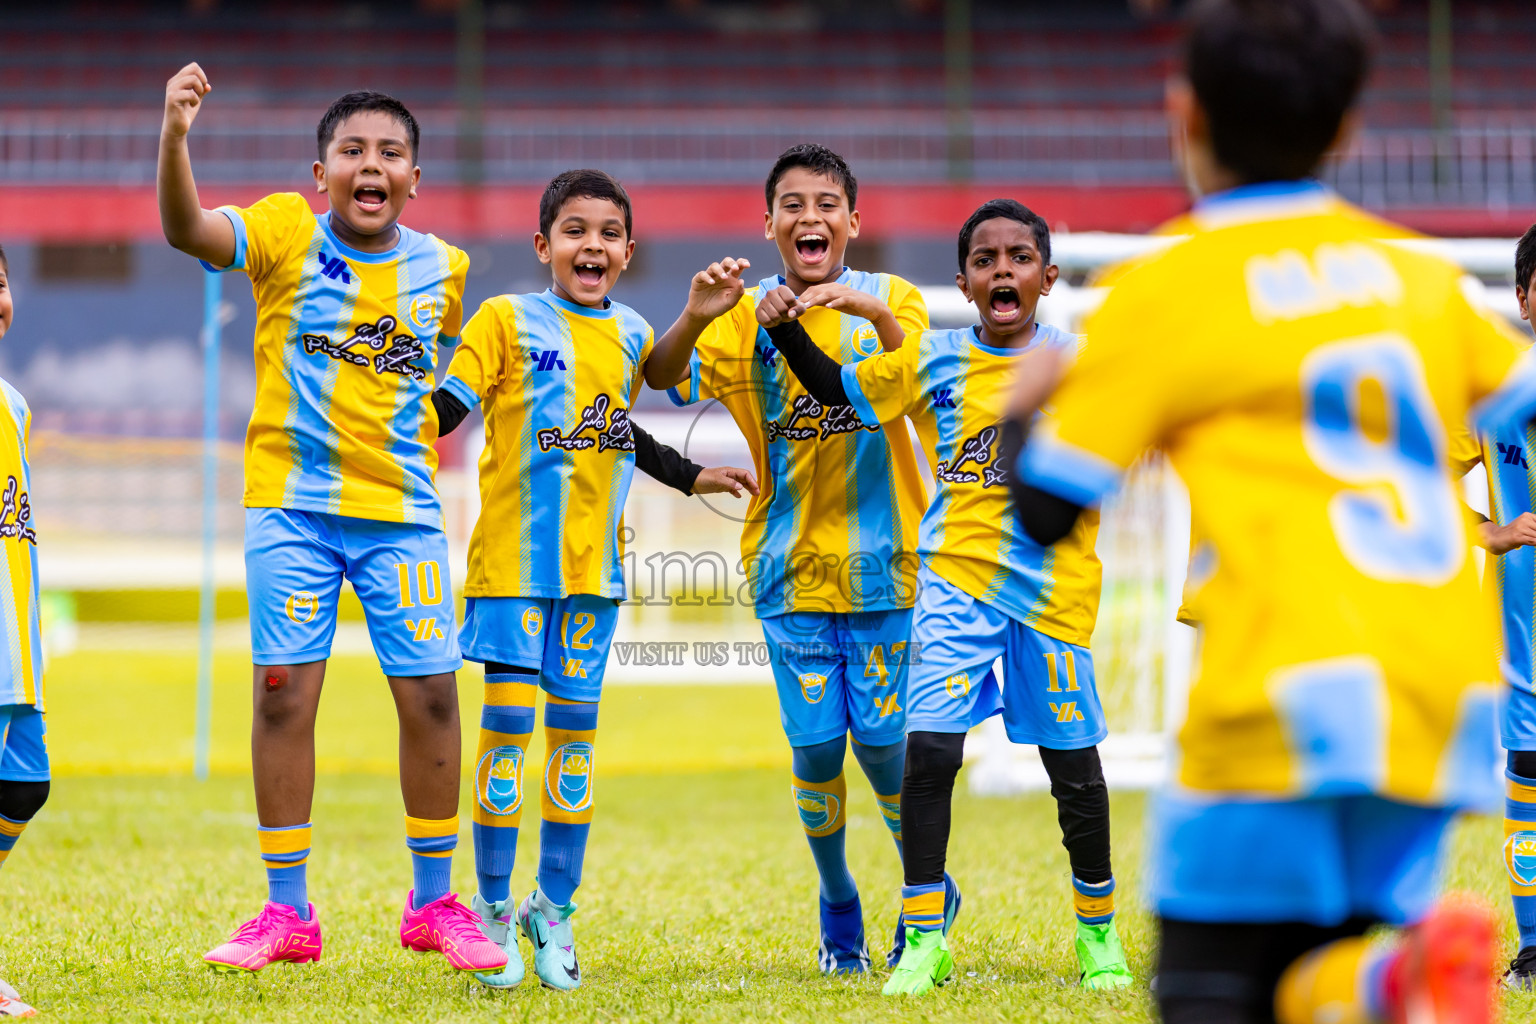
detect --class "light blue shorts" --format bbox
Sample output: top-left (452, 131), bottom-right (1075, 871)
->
top-left (1504, 684), bottom-right (1536, 751)
top-left (760, 608), bottom-right (913, 748)
top-left (1150, 790), bottom-right (1456, 926)
top-left (245, 507), bottom-right (460, 677)
top-left (0, 705), bottom-right (47, 782)
top-left (905, 570), bottom-right (1107, 749)
top-left (459, 594), bottom-right (620, 703)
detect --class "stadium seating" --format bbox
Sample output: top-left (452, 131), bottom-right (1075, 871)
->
top-left (0, 1), bottom-right (1531, 126)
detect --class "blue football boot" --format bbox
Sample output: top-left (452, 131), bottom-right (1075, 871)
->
top-left (887, 872), bottom-right (962, 968)
top-left (818, 894), bottom-right (871, 974)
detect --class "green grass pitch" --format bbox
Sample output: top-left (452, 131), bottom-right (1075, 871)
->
top-left (2, 648), bottom-right (1530, 1021)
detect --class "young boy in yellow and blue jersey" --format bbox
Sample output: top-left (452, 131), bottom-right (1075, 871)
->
top-left (158, 66), bottom-right (507, 976)
top-left (644, 144), bottom-right (959, 973)
top-left (0, 245), bottom-right (54, 1019)
top-left (429, 169), bottom-right (755, 992)
top-left (1451, 224), bottom-right (1536, 991)
top-left (757, 200), bottom-right (1131, 995)
top-left (1010, 1), bottom-right (1533, 1020)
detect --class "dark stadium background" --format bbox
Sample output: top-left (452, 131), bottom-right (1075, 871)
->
top-left (0, 0), bottom-right (1528, 448)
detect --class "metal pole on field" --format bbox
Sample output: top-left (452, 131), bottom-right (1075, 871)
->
top-left (194, 270), bottom-right (221, 781)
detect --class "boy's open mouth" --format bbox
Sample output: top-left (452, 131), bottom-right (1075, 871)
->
top-left (353, 186), bottom-right (388, 213)
top-left (988, 287), bottom-right (1021, 323)
top-left (574, 261), bottom-right (606, 288)
top-left (795, 233), bottom-right (829, 264)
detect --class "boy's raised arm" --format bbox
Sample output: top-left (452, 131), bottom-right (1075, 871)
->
top-left (645, 257), bottom-right (750, 389)
top-left (157, 62), bottom-right (237, 268)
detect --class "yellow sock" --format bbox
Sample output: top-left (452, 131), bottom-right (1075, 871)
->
top-left (1274, 936), bottom-right (1386, 1024)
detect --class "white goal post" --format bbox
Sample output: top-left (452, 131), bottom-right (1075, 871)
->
top-left (958, 232), bottom-right (1521, 795)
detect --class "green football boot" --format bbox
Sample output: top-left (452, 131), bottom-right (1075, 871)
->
top-left (882, 926), bottom-right (953, 997)
top-left (1075, 919), bottom-right (1133, 990)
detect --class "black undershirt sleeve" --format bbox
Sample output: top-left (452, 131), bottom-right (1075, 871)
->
top-left (999, 415), bottom-right (1085, 547)
top-left (763, 319), bottom-right (851, 407)
top-left (632, 422), bottom-right (704, 495)
top-left (431, 388), bottom-right (471, 437)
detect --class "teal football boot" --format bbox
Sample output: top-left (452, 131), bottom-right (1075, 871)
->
top-left (516, 889), bottom-right (581, 991)
top-left (470, 893), bottom-right (525, 988)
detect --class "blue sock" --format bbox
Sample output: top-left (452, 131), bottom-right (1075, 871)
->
top-left (851, 737), bottom-right (905, 856)
top-left (537, 697), bottom-right (600, 908)
top-left (473, 673), bottom-right (536, 907)
top-left (537, 821), bottom-right (589, 907)
top-left (257, 823), bottom-right (311, 920)
top-left (405, 815), bottom-right (458, 910)
top-left (1506, 767), bottom-right (1536, 948)
top-left (792, 737), bottom-right (858, 905)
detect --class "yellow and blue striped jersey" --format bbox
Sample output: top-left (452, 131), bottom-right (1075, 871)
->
top-left (442, 290), bottom-right (653, 600)
top-left (1451, 420), bottom-right (1536, 697)
top-left (667, 270), bottom-right (929, 616)
top-left (213, 193), bottom-right (469, 527)
top-left (0, 380), bottom-right (42, 709)
top-left (1021, 181), bottom-right (1536, 806)
top-left (843, 324), bottom-right (1100, 646)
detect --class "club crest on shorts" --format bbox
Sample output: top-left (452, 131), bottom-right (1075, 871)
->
top-left (522, 606), bottom-right (543, 637)
top-left (545, 741), bottom-right (594, 813)
top-left (285, 591), bottom-right (319, 624)
top-left (1506, 830), bottom-right (1536, 887)
top-left (793, 786), bottom-right (841, 836)
top-left (476, 744), bottom-right (524, 815)
top-left (944, 672), bottom-right (970, 698)
top-left (799, 672), bottom-right (827, 704)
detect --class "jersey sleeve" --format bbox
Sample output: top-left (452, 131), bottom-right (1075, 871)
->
top-left (441, 297), bottom-right (511, 409)
top-left (1463, 279), bottom-right (1536, 435)
top-left (665, 297), bottom-right (751, 408)
top-left (888, 276), bottom-right (931, 339)
top-left (1447, 420), bottom-right (1484, 476)
top-left (1019, 263), bottom-right (1190, 505)
top-left (842, 331), bottom-right (926, 426)
top-left (437, 244), bottom-right (471, 347)
top-left (207, 192), bottom-right (314, 280)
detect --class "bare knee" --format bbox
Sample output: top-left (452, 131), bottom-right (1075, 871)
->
top-left (394, 672), bottom-right (459, 730)
top-left (252, 665), bottom-right (317, 732)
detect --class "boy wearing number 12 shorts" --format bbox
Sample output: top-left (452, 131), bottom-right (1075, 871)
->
top-left (159, 66), bottom-right (506, 975)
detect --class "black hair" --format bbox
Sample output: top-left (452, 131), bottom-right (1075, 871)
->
top-left (1517, 224), bottom-right (1536, 295)
top-left (1186, 0), bottom-right (1374, 183)
top-left (957, 199), bottom-right (1051, 271)
top-left (316, 91), bottom-right (420, 162)
top-left (538, 169), bottom-right (634, 239)
top-left (765, 144), bottom-right (858, 211)
top-left (0, 244), bottom-right (7, 273)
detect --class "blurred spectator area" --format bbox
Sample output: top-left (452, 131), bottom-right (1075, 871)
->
top-left (0, 0), bottom-right (1530, 207)
top-left (0, 1), bottom-right (1527, 125)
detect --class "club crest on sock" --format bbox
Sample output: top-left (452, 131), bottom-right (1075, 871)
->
top-left (799, 672), bottom-right (827, 704)
top-left (477, 744), bottom-right (525, 815)
top-left (794, 787), bottom-right (842, 837)
top-left (1507, 831), bottom-right (1536, 887)
top-left (545, 742), bottom-right (594, 813)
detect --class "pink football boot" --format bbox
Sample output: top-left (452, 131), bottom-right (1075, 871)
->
top-left (400, 891), bottom-right (510, 973)
top-left (203, 902), bottom-right (322, 973)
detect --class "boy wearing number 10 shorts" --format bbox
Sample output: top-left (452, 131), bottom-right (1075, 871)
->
top-left (159, 67), bottom-right (506, 975)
